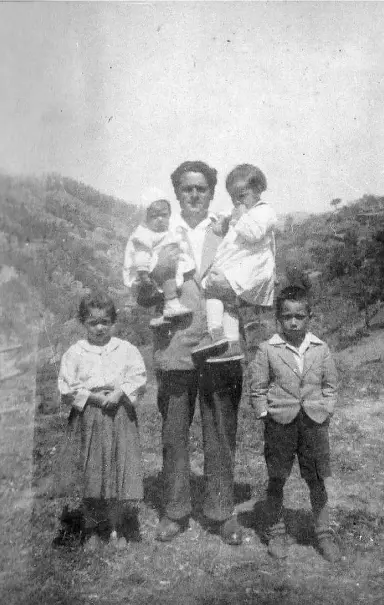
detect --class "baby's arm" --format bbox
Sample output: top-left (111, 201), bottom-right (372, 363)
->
top-left (248, 344), bottom-right (270, 419)
top-left (234, 205), bottom-right (276, 244)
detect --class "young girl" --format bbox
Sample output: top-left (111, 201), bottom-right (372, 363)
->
top-left (55, 291), bottom-right (146, 551)
top-left (192, 164), bottom-right (277, 361)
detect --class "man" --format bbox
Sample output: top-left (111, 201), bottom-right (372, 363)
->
top-left (137, 161), bottom-right (243, 545)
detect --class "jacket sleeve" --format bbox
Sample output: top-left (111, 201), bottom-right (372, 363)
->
top-left (248, 344), bottom-right (270, 418)
top-left (321, 345), bottom-right (338, 415)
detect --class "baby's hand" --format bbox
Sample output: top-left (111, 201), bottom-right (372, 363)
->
top-left (211, 214), bottom-right (231, 236)
top-left (231, 204), bottom-right (247, 223)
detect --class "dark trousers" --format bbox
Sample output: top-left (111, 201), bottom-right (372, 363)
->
top-left (156, 361), bottom-right (242, 522)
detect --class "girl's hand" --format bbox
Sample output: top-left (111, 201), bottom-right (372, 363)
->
top-left (103, 389), bottom-right (124, 413)
top-left (231, 204), bottom-right (247, 223)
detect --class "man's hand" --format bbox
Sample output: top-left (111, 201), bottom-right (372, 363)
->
top-left (150, 244), bottom-right (179, 285)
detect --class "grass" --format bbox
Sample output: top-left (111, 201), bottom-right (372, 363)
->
top-left (2, 345), bottom-right (384, 605)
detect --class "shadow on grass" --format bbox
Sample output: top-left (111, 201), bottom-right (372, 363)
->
top-left (144, 471), bottom-right (252, 523)
top-left (239, 501), bottom-right (315, 546)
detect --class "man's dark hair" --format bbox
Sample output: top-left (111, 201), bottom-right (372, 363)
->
top-left (276, 285), bottom-right (311, 317)
top-left (170, 161), bottom-right (218, 195)
top-left (78, 291), bottom-right (117, 324)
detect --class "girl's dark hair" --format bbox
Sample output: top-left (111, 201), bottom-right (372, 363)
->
top-left (146, 199), bottom-right (172, 220)
top-left (171, 161), bottom-right (218, 195)
top-left (78, 291), bottom-right (117, 324)
top-left (276, 285), bottom-right (311, 317)
top-left (225, 164), bottom-right (267, 194)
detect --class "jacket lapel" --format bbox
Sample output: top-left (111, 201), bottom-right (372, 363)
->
top-left (302, 344), bottom-right (321, 376)
top-left (274, 346), bottom-right (301, 378)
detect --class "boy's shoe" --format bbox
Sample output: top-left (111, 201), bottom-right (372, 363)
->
top-left (109, 530), bottom-right (128, 550)
top-left (206, 340), bottom-right (244, 363)
top-left (163, 299), bottom-right (192, 318)
top-left (83, 533), bottom-right (103, 553)
top-left (191, 328), bottom-right (228, 362)
top-left (267, 535), bottom-right (289, 559)
top-left (149, 316), bottom-right (172, 328)
top-left (317, 535), bottom-right (341, 563)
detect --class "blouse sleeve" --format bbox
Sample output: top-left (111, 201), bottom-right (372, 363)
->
top-left (123, 238), bottom-right (137, 288)
top-left (58, 348), bottom-right (90, 412)
top-left (119, 344), bottom-right (147, 406)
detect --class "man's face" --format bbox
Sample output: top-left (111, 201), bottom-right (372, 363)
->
top-left (175, 172), bottom-right (213, 225)
top-left (146, 201), bottom-right (171, 233)
top-left (278, 300), bottom-right (310, 347)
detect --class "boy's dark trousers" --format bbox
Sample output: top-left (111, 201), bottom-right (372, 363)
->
top-left (156, 360), bottom-right (242, 522)
top-left (264, 410), bottom-right (332, 542)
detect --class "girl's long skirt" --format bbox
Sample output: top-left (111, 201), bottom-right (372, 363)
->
top-left (58, 400), bottom-right (143, 501)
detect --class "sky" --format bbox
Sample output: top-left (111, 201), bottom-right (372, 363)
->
top-left (0, 1), bottom-right (383, 216)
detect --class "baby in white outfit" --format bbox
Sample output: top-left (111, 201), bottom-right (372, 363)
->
top-left (123, 199), bottom-right (194, 325)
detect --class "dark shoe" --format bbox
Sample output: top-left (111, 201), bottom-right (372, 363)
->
top-left (206, 340), bottom-right (244, 363)
top-left (268, 535), bottom-right (289, 559)
top-left (192, 328), bottom-right (228, 362)
top-left (155, 517), bottom-right (185, 542)
top-left (317, 535), bottom-right (341, 563)
top-left (120, 511), bottom-right (142, 543)
top-left (219, 517), bottom-right (243, 546)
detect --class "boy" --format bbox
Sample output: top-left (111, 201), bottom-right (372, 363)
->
top-left (192, 164), bottom-right (276, 362)
top-left (123, 199), bottom-right (194, 325)
top-left (249, 285), bottom-right (341, 562)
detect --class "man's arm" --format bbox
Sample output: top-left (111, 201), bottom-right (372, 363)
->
top-left (248, 344), bottom-right (270, 418)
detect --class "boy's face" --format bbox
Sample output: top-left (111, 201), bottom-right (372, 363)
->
top-left (228, 179), bottom-right (261, 210)
top-left (146, 201), bottom-right (171, 233)
top-left (278, 300), bottom-right (310, 347)
top-left (84, 308), bottom-right (113, 346)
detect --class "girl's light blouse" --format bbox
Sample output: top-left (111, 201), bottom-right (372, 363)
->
top-left (58, 337), bottom-right (147, 412)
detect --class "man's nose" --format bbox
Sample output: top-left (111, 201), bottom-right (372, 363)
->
top-left (191, 187), bottom-right (199, 199)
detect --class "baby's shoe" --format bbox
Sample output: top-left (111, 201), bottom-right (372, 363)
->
top-left (163, 299), bottom-right (192, 318)
top-left (109, 530), bottom-right (127, 550)
top-left (206, 340), bottom-right (244, 363)
top-left (149, 316), bottom-right (172, 329)
top-left (191, 328), bottom-right (228, 362)
top-left (83, 532), bottom-right (103, 553)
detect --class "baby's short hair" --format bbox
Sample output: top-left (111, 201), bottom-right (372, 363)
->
top-left (276, 285), bottom-right (311, 317)
top-left (78, 291), bottom-right (117, 324)
top-left (146, 199), bottom-right (172, 221)
top-left (171, 161), bottom-right (218, 195)
top-left (225, 164), bottom-right (267, 194)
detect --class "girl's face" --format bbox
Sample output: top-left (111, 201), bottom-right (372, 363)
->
top-left (228, 179), bottom-right (261, 209)
top-left (84, 307), bottom-right (114, 346)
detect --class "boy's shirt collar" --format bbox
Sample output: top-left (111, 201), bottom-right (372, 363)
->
top-left (268, 332), bottom-right (323, 346)
top-left (78, 336), bottom-right (120, 354)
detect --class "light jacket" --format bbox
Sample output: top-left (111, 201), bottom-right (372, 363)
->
top-left (249, 333), bottom-right (338, 424)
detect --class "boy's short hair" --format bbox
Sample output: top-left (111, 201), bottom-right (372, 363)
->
top-left (276, 285), bottom-right (311, 317)
top-left (146, 199), bottom-right (172, 220)
top-left (225, 164), bottom-right (267, 194)
top-left (171, 161), bottom-right (218, 195)
top-left (78, 291), bottom-right (117, 324)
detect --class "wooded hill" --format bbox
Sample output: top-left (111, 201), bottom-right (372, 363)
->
top-left (1, 172), bottom-right (383, 356)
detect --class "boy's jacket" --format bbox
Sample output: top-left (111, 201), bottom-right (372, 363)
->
top-left (249, 333), bottom-right (338, 424)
